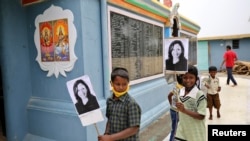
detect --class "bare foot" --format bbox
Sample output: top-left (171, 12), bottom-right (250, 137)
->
top-left (217, 111), bottom-right (221, 118)
top-left (209, 115), bottom-right (212, 120)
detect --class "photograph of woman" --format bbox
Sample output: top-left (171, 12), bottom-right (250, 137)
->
top-left (165, 39), bottom-right (188, 72)
top-left (67, 75), bottom-right (104, 126)
top-left (73, 79), bottom-right (100, 115)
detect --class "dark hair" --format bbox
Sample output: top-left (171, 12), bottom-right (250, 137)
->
top-left (111, 67), bottom-right (129, 82)
top-left (187, 65), bottom-right (200, 89)
top-left (168, 40), bottom-right (185, 60)
top-left (187, 65), bottom-right (198, 77)
top-left (73, 79), bottom-right (92, 103)
top-left (226, 45), bottom-right (231, 50)
top-left (176, 74), bottom-right (183, 84)
top-left (209, 66), bottom-right (217, 72)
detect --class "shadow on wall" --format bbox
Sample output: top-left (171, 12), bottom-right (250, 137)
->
top-left (0, 68), bottom-right (6, 137)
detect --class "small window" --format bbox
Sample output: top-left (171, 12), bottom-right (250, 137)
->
top-left (232, 40), bottom-right (239, 49)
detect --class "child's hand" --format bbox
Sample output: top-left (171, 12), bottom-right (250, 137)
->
top-left (205, 84), bottom-right (210, 89)
top-left (217, 87), bottom-right (221, 92)
top-left (176, 102), bottom-right (185, 112)
top-left (98, 135), bottom-right (113, 141)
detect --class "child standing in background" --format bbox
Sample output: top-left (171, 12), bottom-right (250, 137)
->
top-left (175, 65), bottom-right (207, 141)
top-left (167, 74), bottom-right (183, 141)
top-left (202, 66), bottom-right (221, 120)
top-left (98, 67), bottom-right (141, 141)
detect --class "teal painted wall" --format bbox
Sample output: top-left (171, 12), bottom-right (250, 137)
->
top-left (1, 0), bottom-right (106, 140)
top-left (0, 0), bottom-right (31, 140)
top-left (198, 38), bottom-right (250, 72)
top-left (234, 38), bottom-right (250, 61)
top-left (208, 39), bottom-right (250, 69)
top-left (197, 41), bottom-right (209, 71)
top-left (209, 41), bottom-right (227, 69)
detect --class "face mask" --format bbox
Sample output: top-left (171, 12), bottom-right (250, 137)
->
top-left (112, 85), bottom-right (130, 98)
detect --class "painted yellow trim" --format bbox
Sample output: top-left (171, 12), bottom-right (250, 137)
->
top-left (182, 25), bottom-right (199, 35)
top-left (108, 0), bottom-right (169, 24)
top-left (108, 0), bottom-right (200, 34)
top-left (198, 34), bottom-right (250, 41)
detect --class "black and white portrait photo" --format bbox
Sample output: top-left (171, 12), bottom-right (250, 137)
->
top-left (165, 38), bottom-right (189, 72)
top-left (67, 75), bottom-right (104, 126)
top-left (72, 79), bottom-right (99, 115)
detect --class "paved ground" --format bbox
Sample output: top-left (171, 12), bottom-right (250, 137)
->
top-left (140, 72), bottom-right (250, 141)
top-left (139, 112), bottom-right (171, 141)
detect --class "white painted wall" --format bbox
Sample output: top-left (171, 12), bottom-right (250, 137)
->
top-left (170, 0), bottom-right (250, 38)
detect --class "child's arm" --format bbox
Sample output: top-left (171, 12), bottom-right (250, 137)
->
top-left (98, 126), bottom-right (139, 141)
top-left (217, 78), bottom-right (221, 92)
top-left (176, 102), bottom-right (205, 120)
top-left (168, 92), bottom-right (174, 104)
top-left (110, 126), bottom-right (139, 140)
top-left (217, 86), bottom-right (221, 92)
top-left (104, 122), bottom-right (110, 135)
top-left (203, 78), bottom-right (210, 89)
top-left (98, 121), bottom-right (110, 140)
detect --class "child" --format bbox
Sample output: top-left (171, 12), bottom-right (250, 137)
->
top-left (167, 74), bottom-right (183, 141)
top-left (175, 65), bottom-right (207, 141)
top-left (203, 66), bottom-right (221, 120)
top-left (98, 67), bottom-right (141, 141)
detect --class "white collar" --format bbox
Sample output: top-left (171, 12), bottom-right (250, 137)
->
top-left (180, 86), bottom-right (199, 98)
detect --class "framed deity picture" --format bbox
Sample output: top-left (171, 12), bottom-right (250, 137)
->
top-left (34, 5), bottom-right (77, 78)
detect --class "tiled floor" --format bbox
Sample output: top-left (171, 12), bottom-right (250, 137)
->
top-left (163, 76), bottom-right (250, 141)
